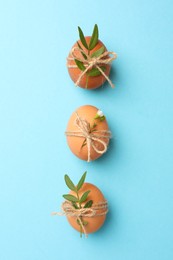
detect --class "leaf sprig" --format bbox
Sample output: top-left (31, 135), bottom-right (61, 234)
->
top-left (94, 114), bottom-right (105, 122)
top-left (81, 122), bottom-right (97, 149)
top-left (78, 24), bottom-right (99, 52)
top-left (74, 24), bottom-right (106, 87)
top-left (63, 172), bottom-right (93, 237)
top-left (80, 111), bottom-right (105, 149)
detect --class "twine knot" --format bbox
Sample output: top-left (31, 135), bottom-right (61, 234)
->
top-left (65, 112), bottom-right (111, 162)
top-left (52, 200), bottom-right (108, 238)
top-left (89, 57), bottom-right (98, 66)
top-left (67, 47), bottom-right (117, 88)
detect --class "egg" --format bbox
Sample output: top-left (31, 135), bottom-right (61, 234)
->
top-left (65, 105), bottom-right (111, 162)
top-left (67, 182), bottom-right (107, 234)
top-left (67, 36), bottom-right (111, 89)
top-left (67, 25), bottom-right (117, 90)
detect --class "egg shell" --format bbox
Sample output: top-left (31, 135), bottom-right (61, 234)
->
top-left (67, 36), bottom-right (111, 89)
top-left (66, 105), bottom-right (110, 161)
top-left (67, 182), bottom-right (107, 234)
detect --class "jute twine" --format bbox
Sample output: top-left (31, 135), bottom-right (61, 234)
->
top-left (67, 47), bottom-right (117, 88)
top-left (65, 112), bottom-right (111, 162)
top-left (52, 200), bottom-right (108, 238)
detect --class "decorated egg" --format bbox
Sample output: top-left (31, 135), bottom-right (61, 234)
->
top-left (65, 105), bottom-right (111, 162)
top-left (52, 172), bottom-right (108, 237)
top-left (67, 24), bottom-right (117, 89)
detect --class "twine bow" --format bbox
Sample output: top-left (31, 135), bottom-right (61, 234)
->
top-left (65, 112), bottom-right (111, 162)
top-left (67, 47), bottom-right (117, 88)
top-left (52, 200), bottom-right (108, 238)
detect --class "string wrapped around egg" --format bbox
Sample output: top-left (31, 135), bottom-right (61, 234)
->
top-left (65, 105), bottom-right (112, 162)
top-left (67, 24), bottom-right (117, 89)
top-left (52, 172), bottom-right (108, 237)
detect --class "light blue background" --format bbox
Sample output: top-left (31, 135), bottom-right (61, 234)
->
top-left (0, 0), bottom-right (173, 259)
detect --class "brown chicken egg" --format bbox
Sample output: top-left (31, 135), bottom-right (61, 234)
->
top-left (52, 172), bottom-right (108, 237)
top-left (65, 105), bottom-right (111, 162)
top-left (67, 182), bottom-right (108, 234)
top-left (67, 36), bottom-right (111, 89)
top-left (67, 25), bottom-right (117, 89)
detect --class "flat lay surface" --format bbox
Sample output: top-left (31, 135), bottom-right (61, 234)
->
top-left (0, 0), bottom-right (173, 259)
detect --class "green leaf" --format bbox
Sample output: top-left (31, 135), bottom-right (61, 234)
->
top-left (91, 128), bottom-right (97, 133)
top-left (89, 24), bottom-right (99, 50)
top-left (94, 115), bottom-right (105, 121)
top-left (77, 219), bottom-right (81, 225)
top-left (77, 42), bottom-right (87, 60)
top-left (74, 59), bottom-right (86, 71)
top-left (64, 174), bottom-right (76, 191)
top-left (63, 194), bottom-right (78, 202)
top-left (94, 114), bottom-right (99, 119)
top-left (81, 139), bottom-right (87, 149)
top-left (83, 221), bottom-right (88, 226)
top-left (87, 66), bottom-right (106, 77)
top-left (72, 202), bottom-right (79, 209)
top-left (78, 26), bottom-right (88, 50)
top-left (80, 190), bottom-right (90, 203)
top-left (92, 122), bottom-right (97, 128)
top-left (77, 171), bottom-right (87, 191)
top-left (84, 200), bottom-right (93, 208)
top-left (77, 219), bottom-right (88, 226)
top-left (100, 115), bottom-right (105, 121)
top-left (91, 46), bottom-right (105, 58)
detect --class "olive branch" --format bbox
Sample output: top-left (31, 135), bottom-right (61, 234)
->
top-left (75, 24), bottom-right (106, 88)
top-left (81, 111), bottom-right (106, 149)
top-left (63, 172), bottom-right (93, 237)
